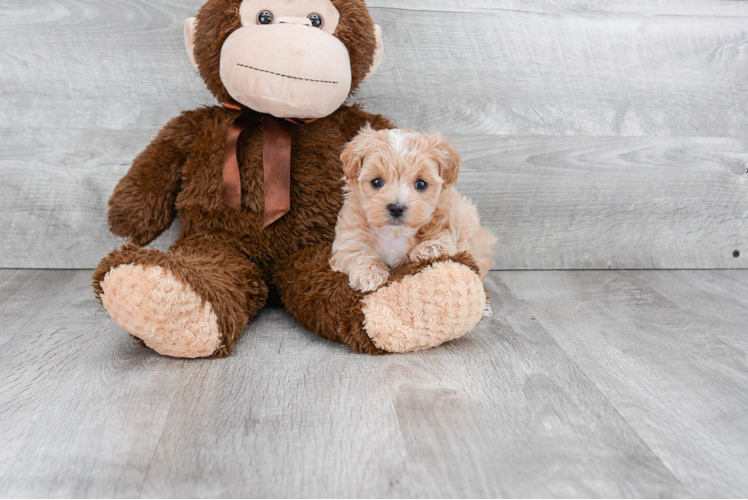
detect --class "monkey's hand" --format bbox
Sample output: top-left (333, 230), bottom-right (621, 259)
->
top-left (409, 240), bottom-right (449, 263)
top-left (108, 175), bottom-right (179, 247)
top-left (108, 112), bottom-right (198, 246)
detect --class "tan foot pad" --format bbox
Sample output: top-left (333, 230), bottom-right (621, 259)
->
top-left (362, 261), bottom-right (487, 353)
top-left (100, 264), bottom-right (221, 358)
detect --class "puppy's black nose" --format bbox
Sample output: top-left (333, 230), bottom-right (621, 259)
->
top-left (388, 203), bottom-right (406, 219)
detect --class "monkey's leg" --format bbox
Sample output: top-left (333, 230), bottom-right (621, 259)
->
top-left (275, 245), bottom-right (487, 354)
top-left (93, 235), bottom-right (268, 358)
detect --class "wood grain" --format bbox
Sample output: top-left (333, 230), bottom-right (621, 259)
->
top-left (2, 0), bottom-right (747, 269)
top-left (367, 0), bottom-right (748, 16)
top-left (362, 3), bottom-right (748, 136)
top-left (1, 269), bottom-right (719, 497)
top-left (497, 269), bottom-right (748, 497)
top-left (633, 270), bottom-right (748, 353)
top-left (459, 135), bottom-right (748, 270)
top-left (2, 131), bottom-right (746, 269)
top-left (0, 270), bottom-right (186, 497)
top-left (2, 0), bottom-right (746, 136)
top-left (5, 269), bottom-right (748, 496)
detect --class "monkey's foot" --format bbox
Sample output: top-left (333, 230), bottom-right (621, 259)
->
top-left (100, 264), bottom-right (222, 358)
top-left (362, 259), bottom-right (486, 353)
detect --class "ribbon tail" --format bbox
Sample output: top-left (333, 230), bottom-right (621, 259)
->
top-left (221, 111), bottom-right (261, 212)
top-left (262, 116), bottom-right (292, 227)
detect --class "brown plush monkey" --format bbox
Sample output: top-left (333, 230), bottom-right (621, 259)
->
top-left (92, 0), bottom-right (488, 358)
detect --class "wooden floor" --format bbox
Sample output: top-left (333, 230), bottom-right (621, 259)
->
top-left (1, 269), bottom-right (747, 498)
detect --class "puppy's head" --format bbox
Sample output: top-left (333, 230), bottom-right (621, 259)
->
top-left (341, 126), bottom-right (461, 229)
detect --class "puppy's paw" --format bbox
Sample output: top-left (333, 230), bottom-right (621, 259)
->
top-left (409, 241), bottom-right (448, 263)
top-left (349, 265), bottom-right (390, 293)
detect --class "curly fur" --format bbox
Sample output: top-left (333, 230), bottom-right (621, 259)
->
top-left (331, 128), bottom-right (496, 292)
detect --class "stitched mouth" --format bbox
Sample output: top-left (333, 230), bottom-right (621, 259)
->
top-left (237, 64), bottom-right (339, 85)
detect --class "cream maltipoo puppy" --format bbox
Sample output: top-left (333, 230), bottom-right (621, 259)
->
top-left (331, 126), bottom-right (497, 293)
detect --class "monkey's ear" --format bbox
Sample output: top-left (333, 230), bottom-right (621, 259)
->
top-left (430, 134), bottom-right (461, 187)
top-left (364, 25), bottom-right (384, 81)
top-left (341, 126), bottom-right (377, 181)
top-left (184, 17), bottom-right (199, 73)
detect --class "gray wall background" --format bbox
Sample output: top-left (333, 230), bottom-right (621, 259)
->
top-left (2, 0), bottom-right (747, 269)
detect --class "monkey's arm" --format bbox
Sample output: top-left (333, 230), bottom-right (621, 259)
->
top-left (108, 111), bottom-right (200, 246)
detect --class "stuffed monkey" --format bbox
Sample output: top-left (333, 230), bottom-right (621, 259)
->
top-left (92, 0), bottom-right (488, 358)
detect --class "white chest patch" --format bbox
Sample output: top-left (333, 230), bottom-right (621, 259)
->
top-left (372, 226), bottom-right (417, 269)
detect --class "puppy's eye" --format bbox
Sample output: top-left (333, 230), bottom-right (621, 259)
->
top-left (257, 11), bottom-right (274, 24)
top-left (308, 13), bottom-right (324, 28)
top-left (415, 180), bottom-right (428, 191)
top-left (371, 178), bottom-right (384, 189)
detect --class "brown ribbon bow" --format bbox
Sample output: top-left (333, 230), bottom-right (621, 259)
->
top-left (221, 101), bottom-right (310, 228)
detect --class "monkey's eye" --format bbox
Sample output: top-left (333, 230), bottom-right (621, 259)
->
top-left (308, 13), bottom-right (324, 28)
top-left (371, 178), bottom-right (384, 189)
top-left (257, 11), bottom-right (274, 24)
top-left (415, 180), bottom-right (428, 191)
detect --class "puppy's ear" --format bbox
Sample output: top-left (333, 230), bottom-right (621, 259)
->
top-left (341, 125), bottom-right (377, 182)
top-left (429, 134), bottom-right (461, 187)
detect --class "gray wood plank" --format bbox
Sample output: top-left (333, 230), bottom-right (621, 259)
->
top-left (377, 288), bottom-right (688, 498)
top-left (633, 270), bottom-right (748, 354)
top-left (0, 270), bottom-right (699, 497)
top-left (3, 0), bottom-right (748, 269)
top-left (0, 271), bottom-right (189, 497)
top-left (0, 128), bottom-right (177, 269)
top-left (366, 0), bottom-right (748, 17)
top-left (137, 298), bottom-right (687, 498)
top-left (497, 269), bottom-right (748, 497)
top-left (464, 135), bottom-right (748, 270)
top-left (2, 0), bottom-right (746, 136)
top-left (362, 3), bottom-right (748, 136)
top-left (3, 132), bottom-right (746, 269)
top-left (367, 0), bottom-right (748, 16)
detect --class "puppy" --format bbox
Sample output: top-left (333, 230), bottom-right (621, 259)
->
top-left (331, 126), bottom-right (497, 293)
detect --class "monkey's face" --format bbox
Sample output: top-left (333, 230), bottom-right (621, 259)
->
top-left (186, 0), bottom-right (383, 119)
